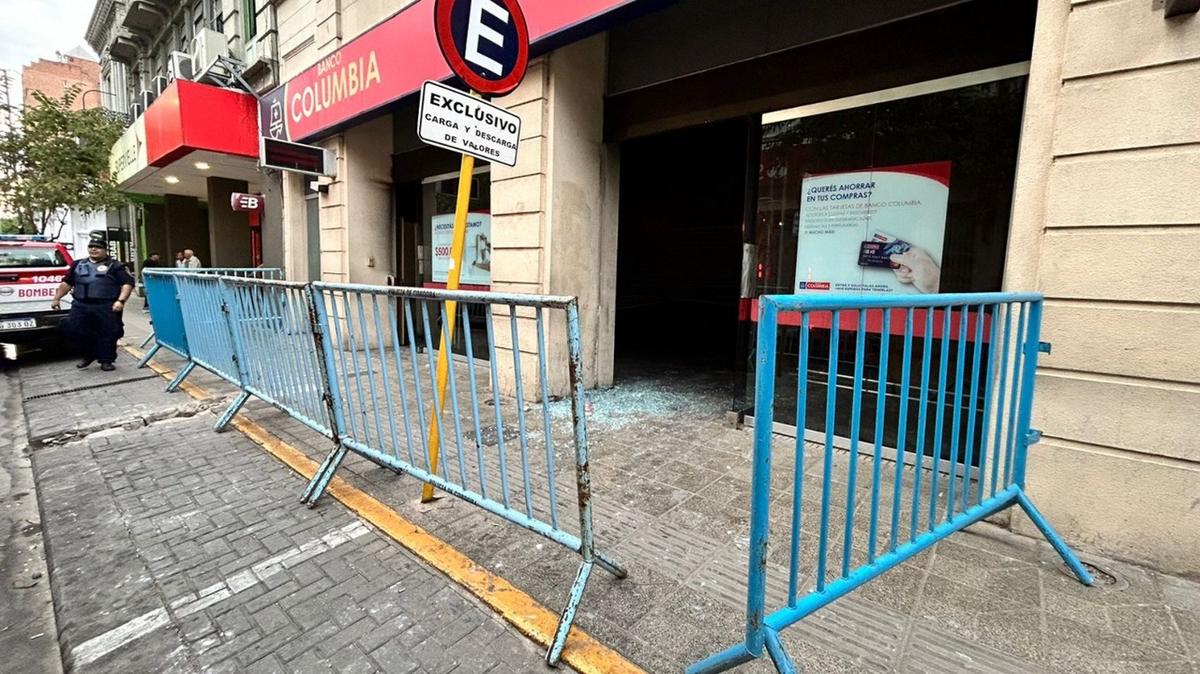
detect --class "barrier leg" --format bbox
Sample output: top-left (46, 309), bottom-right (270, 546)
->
top-left (139, 332), bottom-right (155, 349)
top-left (763, 628), bottom-right (797, 674)
top-left (302, 443), bottom-right (347, 506)
top-left (686, 643), bottom-right (758, 674)
top-left (165, 361), bottom-right (196, 392)
top-left (594, 551), bottom-right (628, 579)
top-left (1015, 490), bottom-right (1094, 585)
top-left (546, 561), bottom-right (594, 666)
top-left (137, 343), bottom-right (161, 368)
top-left (214, 391), bottom-right (251, 432)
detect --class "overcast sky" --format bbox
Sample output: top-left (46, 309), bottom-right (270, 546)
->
top-left (0, 0), bottom-right (98, 104)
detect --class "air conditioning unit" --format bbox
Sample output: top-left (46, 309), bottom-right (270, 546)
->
top-left (138, 89), bottom-right (156, 110)
top-left (151, 75), bottom-right (170, 96)
top-left (128, 102), bottom-right (144, 120)
top-left (192, 27), bottom-right (229, 78)
top-left (168, 51), bottom-right (194, 81)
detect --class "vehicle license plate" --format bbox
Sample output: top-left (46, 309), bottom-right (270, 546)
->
top-left (0, 318), bottom-right (36, 331)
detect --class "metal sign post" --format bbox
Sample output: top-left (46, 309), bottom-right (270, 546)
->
top-left (420, 0), bottom-right (529, 502)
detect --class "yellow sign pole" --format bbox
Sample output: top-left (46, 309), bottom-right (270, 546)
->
top-left (421, 149), bottom-right (476, 502)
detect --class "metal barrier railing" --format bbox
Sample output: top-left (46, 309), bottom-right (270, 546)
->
top-left (138, 268), bottom-right (283, 376)
top-left (689, 293), bottom-right (1094, 674)
top-left (142, 274), bottom-right (626, 665)
top-left (302, 282), bottom-right (626, 665)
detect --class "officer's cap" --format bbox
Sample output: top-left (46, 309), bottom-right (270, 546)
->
top-left (87, 239), bottom-right (106, 249)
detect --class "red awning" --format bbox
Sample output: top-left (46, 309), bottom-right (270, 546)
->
top-left (144, 80), bottom-right (259, 167)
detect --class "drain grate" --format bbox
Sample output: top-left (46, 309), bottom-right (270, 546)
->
top-left (1058, 558), bottom-right (1126, 590)
top-left (22, 374), bottom-right (161, 401)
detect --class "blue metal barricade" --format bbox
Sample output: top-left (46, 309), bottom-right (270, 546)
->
top-left (173, 274), bottom-right (241, 386)
top-left (141, 271), bottom-right (190, 382)
top-left (689, 293), bottom-right (1094, 674)
top-left (217, 277), bottom-right (335, 436)
top-left (302, 282), bottom-right (627, 665)
top-left (139, 267), bottom-right (283, 371)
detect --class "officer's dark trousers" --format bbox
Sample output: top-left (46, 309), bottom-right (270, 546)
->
top-left (63, 300), bottom-right (124, 363)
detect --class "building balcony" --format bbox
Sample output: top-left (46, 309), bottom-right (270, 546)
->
top-left (121, 0), bottom-right (170, 39)
top-left (108, 29), bottom-right (142, 64)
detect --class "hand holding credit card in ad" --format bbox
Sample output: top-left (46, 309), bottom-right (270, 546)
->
top-left (858, 231), bottom-right (912, 268)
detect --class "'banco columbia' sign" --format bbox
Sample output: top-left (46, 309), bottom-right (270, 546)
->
top-left (259, 0), bottom-right (655, 142)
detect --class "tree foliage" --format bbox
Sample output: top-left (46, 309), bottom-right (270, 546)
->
top-left (0, 85), bottom-right (128, 239)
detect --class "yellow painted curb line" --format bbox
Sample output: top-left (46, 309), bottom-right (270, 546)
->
top-left (124, 344), bottom-right (646, 674)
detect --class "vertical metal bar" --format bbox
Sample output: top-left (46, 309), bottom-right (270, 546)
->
top-left (962, 304), bottom-right (986, 512)
top-left (509, 304), bottom-right (535, 519)
top-left (268, 284), bottom-right (302, 411)
top-left (867, 309), bottom-right (890, 563)
top-left (841, 310), bottom-right (866, 578)
top-left (535, 307), bottom-right (561, 530)
top-left (744, 299), bottom-right (779, 657)
top-left (308, 288), bottom-right (349, 439)
top-left (327, 291), bottom-right (362, 443)
top-left (439, 300), bottom-right (470, 488)
top-left (485, 308), bottom-right (513, 507)
top-left (294, 286), bottom-right (328, 424)
top-left (404, 299), bottom-right (434, 474)
top-left (370, 295), bottom-right (404, 461)
top-left (946, 306), bottom-right (969, 520)
top-left (816, 310), bottom-right (839, 592)
top-left (786, 312), bottom-right (810, 608)
top-left (461, 302), bottom-right (489, 501)
top-left (976, 303), bottom-right (1002, 505)
top-left (354, 294), bottom-right (388, 455)
top-left (1003, 304), bottom-right (1029, 487)
top-left (989, 304), bottom-right (1014, 497)
top-left (910, 308), bottom-right (934, 542)
top-left (928, 307), bottom-right (952, 530)
top-left (387, 297), bottom-right (419, 466)
top-left (420, 301), bottom-right (452, 481)
top-left (890, 308), bottom-right (913, 553)
top-left (344, 292), bottom-right (379, 450)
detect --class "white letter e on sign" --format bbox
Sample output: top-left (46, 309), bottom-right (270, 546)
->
top-left (465, 0), bottom-right (509, 76)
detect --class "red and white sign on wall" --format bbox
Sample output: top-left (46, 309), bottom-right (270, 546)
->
top-left (230, 192), bottom-right (265, 213)
top-left (258, 0), bottom-right (654, 142)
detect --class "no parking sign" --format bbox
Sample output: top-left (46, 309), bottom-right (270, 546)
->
top-left (434, 0), bottom-right (529, 95)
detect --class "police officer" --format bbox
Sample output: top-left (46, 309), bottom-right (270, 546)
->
top-left (50, 240), bottom-right (136, 371)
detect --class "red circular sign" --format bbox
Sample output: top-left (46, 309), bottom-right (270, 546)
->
top-left (435, 0), bottom-right (529, 96)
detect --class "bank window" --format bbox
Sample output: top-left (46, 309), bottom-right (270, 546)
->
top-left (748, 67), bottom-right (1029, 464)
top-left (420, 168), bottom-right (491, 358)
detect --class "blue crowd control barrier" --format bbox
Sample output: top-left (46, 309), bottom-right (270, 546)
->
top-left (689, 293), bottom-right (1093, 674)
top-left (139, 267), bottom-right (283, 371)
top-left (141, 274), bottom-right (627, 666)
top-left (302, 282), bottom-right (627, 665)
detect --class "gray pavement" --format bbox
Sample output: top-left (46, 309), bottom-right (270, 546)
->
top-left (10, 341), bottom-right (563, 673)
top-left (0, 366), bottom-right (62, 674)
top-left (123, 303), bottom-right (1200, 674)
top-left (8, 303), bottom-right (1200, 673)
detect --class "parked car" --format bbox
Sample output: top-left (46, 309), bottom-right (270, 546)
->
top-left (0, 235), bottom-right (74, 348)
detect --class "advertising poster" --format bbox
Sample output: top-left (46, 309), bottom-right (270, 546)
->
top-left (431, 212), bottom-right (491, 286)
top-left (794, 161), bottom-right (951, 294)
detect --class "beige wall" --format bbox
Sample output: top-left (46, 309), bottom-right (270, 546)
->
top-left (275, 0), bottom-right (410, 78)
top-left (1006, 0), bottom-right (1200, 577)
top-left (489, 35), bottom-right (619, 396)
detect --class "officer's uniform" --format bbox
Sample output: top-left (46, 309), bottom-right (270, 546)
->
top-left (62, 253), bottom-right (135, 365)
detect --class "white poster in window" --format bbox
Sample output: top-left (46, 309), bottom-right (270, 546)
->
top-left (794, 161), bottom-right (951, 294)
top-left (431, 212), bottom-right (491, 286)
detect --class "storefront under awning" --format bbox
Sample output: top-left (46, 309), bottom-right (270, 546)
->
top-left (109, 79), bottom-right (263, 268)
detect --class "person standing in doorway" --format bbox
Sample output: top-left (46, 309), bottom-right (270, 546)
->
top-left (182, 249), bottom-right (203, 269)
top-left (140, 252), bottom-right (162, 312)
top-left (51, 239), bottom-right (136, 371)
